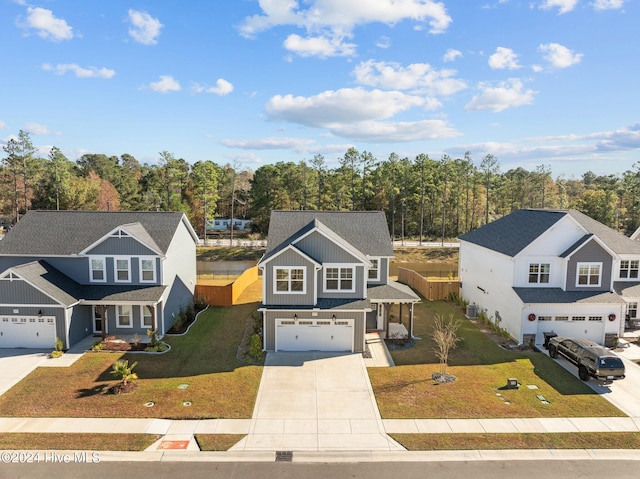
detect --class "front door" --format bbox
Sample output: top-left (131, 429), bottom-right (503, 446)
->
top-left (92, 306), bottom-right (103, 334)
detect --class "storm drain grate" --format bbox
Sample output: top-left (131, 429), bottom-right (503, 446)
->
top-left (275, 451), bottom-right (293, 462)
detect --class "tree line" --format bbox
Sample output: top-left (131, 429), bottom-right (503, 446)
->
top-left (3, 131), bottom-right (640, 239)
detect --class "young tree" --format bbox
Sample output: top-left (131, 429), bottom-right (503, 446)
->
top-left (432, 313), bottom-right (462, 375)
top-left (110, 359), bottom-right (138, 394)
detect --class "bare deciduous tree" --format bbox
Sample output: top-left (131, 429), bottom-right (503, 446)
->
top-left (432, 313), bottom-right (462, 375)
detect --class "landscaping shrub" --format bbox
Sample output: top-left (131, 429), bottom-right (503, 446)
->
top-left (249, 334), bottom-right (263, 361)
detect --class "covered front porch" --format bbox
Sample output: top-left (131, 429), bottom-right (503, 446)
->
top-left (367, 281), bottom-right (420, 339)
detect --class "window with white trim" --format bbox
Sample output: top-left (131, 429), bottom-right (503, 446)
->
top-left (576, 262), bottom-right (601, 287)
top-left (627, 302), bottom-right (637, 319)
top-left (141, 306), bottom-right (153, 328)
top-left (537, 315), bottom-right (551, 321)
top-left (90, 257), bottom-right (106, 282)
top-left (571, 316), bottom-right (586, 321)
top-left (139, 258), bottom-right (156, 283)
top-left (117, 305), bottom-right (132, 328)
top-left (274, 267), bottom-right (305, 293)
top-left (114, 257), bottom-right (131, 283)
top-left (620, 260), bottom-right (639, 279)
top-left (325, 265), bottom-right (355, 292)
top-left (588, 316), bottom-right (603, 321)
top-left (555, 316), bottom-right (569, 321)
top-left (368, 258), bottom-right (380, 281)
top-left (528, 263), bottom-right (550, 284)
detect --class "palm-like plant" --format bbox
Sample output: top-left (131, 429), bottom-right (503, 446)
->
top-left (110, 359), bottom-right (138, 386)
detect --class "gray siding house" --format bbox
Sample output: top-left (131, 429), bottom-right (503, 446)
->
top-left (0, 211), bottom-right (198, 349)
top-left (258, 211), bottom-right (419, 353)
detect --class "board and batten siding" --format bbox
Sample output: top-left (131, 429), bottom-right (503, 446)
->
top-left (317, 265), bottom-right (366, 300)
top-left (262, 309), bottom-right (366, 353)
top-left (295, 231), bottom-right (362, 264)
top-left (0, 278), bottom-right (61, 305)
top-left (86, 237), bottom-right (158, 256)
top-left (565, 240), bottom-right (613, 292)
top-left (263, 249), bottom-right (316, 306)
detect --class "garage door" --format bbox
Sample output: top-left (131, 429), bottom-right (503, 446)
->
top-left (0, 316), bottom-right (56, 349)
top-left (276, 318), bottom-right (353, 352)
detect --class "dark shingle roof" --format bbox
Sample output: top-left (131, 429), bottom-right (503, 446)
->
top-left (9, 260), bottom-right (166, 305)
top-left (513, 287), bottom-right (624, 304)
top-left (0, 210), bottom-right (195, 256)
top-left (459, 209), bottom-right (640, 257)
top-left (265, 211), bottom-right (392, 258)
top-left (367, 281), bottom-right (420, 302)
top-left (260, 298), bottom-right (371, 310)
top-left (459, 209), bottom-right (565, 256)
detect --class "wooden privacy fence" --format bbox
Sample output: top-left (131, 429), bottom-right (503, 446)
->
top-left (398, 267), bottom-right (460, 301)
top-left (195, 266), bottom-right (259, 306)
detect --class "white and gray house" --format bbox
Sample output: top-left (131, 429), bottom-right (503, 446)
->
top-left (258, 211), bottom-right (420, 353)
top-left (459, 208), bottom-right (640, 347)
top-left (0, 210), bottom-right (198, 349)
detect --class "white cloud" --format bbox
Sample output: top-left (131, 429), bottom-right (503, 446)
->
top-left (465, 78), bottom-right (536, 112)
top-left (127, 9), bottom-right (163, 45)
top-left (148, 75), bottom-right (181, 93)
top-left (19, 7), bottom-right (73, 41)
top-left (0, 121), bottom-right (7, 130)
top-left (538, 0), bottom-right (579, 13)
top-left (327, 119), bottom-right (461, 142)
top-left (443, 48), bottom-right (462, 62)
top-left (488, 46), bottom-right (521, 70)
top-left (593, 0), bottom-right (625, 9)
top-left (375, 36), bottom-right (391, 49)
top-left (353, 60), bottom-right (467, 96)
top-left (539, 42), bottom-right (583, 68)
top-left (220, 137), bottom-right (317, 152)
top-left (283, 33), bottom-right (356, 57)
top-left (25, 122), bottom-right (60, 136)
top-left (192, 78), bottom-right (234, 95)
top-left (265, 87), bottom-right (425, 127)
top-left (42, 63), bottom-right (115, 79)
top-left (239, 0), bottom-right (452, 58)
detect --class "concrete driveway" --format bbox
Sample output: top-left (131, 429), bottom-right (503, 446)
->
top-left (543, 341), bottom-right (640, 417)
top-left (0, 349), bottom-right (49, 396)
top-left (231, 352), bottom-right (404, 452)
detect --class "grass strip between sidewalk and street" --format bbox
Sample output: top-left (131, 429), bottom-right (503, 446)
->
top-left (392, 432), bottom-right (640, 450)
top-left (0, 433), bottom-right (161, 451)
top-left (194, 434), bottom-right (246, 451)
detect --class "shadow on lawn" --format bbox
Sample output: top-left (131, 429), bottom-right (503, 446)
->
top-left (76, 383), bottom-right (110, 398)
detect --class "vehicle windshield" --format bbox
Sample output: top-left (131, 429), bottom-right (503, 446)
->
top-left (599, 357), bottom-right (624, 369)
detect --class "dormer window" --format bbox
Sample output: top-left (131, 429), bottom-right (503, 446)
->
top-left (90, 257), bottom-right (106, 282)
top-left (114, 257), bottom-right (131, 283)
top-left (324, 265), bottom-right (355, 292)
top-left (620, 260), bottom-right (639, 279)
top-left (576, 262), bottom-right (601, 287)
top-left (528, 263), bottom-right (550, 284)
top-left (274, 267), bottom-right (305, 294)
top-left (368, 258), bottom-right (380, 281)
top-left (139, 258), bottom-right (156, 283)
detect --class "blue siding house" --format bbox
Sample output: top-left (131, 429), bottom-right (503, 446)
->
top-left (0, 211), bottom-right (198, 349)
top-left (258, 211), bottom-right (420, 353)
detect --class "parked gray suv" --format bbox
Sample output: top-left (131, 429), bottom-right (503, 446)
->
top-left (548, 337), bottom-right (625, 382)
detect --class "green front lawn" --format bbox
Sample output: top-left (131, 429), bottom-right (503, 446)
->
top-left (368, 301), bottom-right (625, 419)
top-left (0, 302), bottom-right (263, 419)
top-left (0, 434), bottom-right (161, 451)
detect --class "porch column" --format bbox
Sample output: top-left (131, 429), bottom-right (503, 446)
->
top-left (409, 303), bottom-right (414, 338)
top-left (99, 305), bottom-right (108, 341)
top-left (150, 305), bottom-right (157, 332)
top-left (399, 303), bottom-right (403, 325)
top-left (385, 303), bottom-right (390, 338)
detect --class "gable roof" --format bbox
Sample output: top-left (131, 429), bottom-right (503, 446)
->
top-left (264, 211), bottom-right (393, 260)
top-left (0, 211), bottom-right (197, 256)
top-left (459, 208), bottom-right (640, 257)
top-left (458, 209), bottom-right (565, 256)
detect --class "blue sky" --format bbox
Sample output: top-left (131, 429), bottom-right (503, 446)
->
top-left (1, 0), bottom-right (638, 178)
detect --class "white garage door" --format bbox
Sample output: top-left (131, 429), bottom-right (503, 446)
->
top-left (0, 316), bottom-right (56, 349)
top-left (276, 318), bottom-right (353, 352)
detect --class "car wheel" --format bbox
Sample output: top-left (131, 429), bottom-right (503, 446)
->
top-left (579, 366), bottom-right (589, 381)
top-left (549, 345), bottom-right (557, 358)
